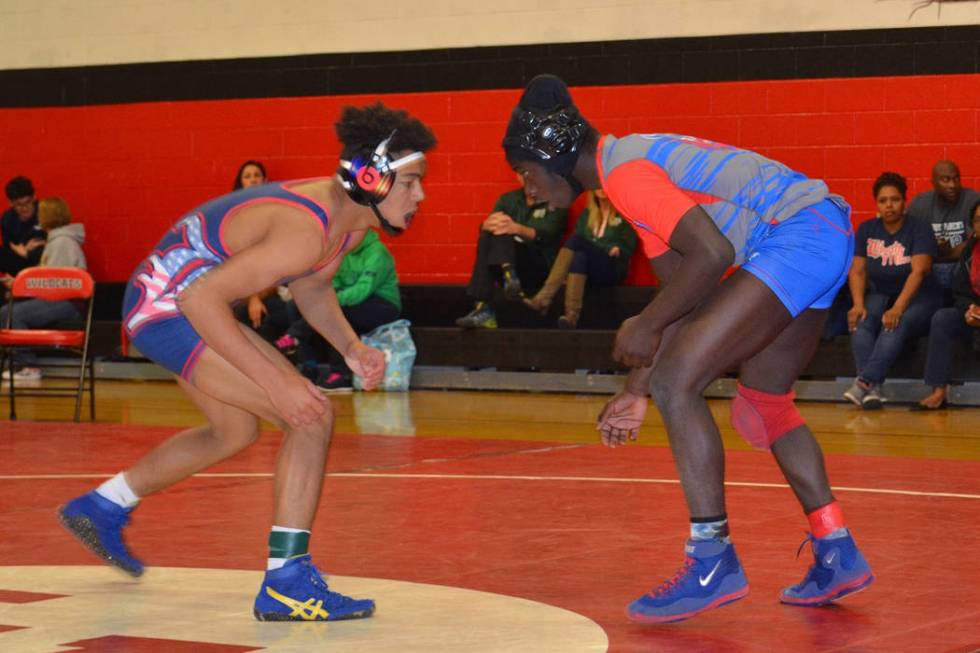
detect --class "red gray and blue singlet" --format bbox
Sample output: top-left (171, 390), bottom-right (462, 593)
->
top-left (597, 134), bottom-right (854, 316)
top-left (123, 180), bottom-right (348, 379)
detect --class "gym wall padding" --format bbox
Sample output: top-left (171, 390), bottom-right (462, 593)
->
top-left (1, 26), bottom-right (978, 284)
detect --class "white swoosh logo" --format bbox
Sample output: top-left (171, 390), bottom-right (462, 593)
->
top-left (699, 560), bottom-right (722, 587)
top-left (824, 551), bottom-right (837, 566)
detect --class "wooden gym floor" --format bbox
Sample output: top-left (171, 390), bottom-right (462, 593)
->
top-left (0, 380), bottom-right (978, 652)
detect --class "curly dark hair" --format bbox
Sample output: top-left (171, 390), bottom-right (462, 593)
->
top-left (335, 102), bottom-right (436, 161)
top-left (872, 171), bottom-right (907, 200)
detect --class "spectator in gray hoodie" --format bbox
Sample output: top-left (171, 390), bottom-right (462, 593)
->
top-left (1, 197), bottom-right (87, 380)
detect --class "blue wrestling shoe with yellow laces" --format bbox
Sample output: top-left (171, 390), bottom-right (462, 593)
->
top-left (58, 491), bottom-right (144, 577)
top-left (254, 554), bottom-right (375, 621)
top-left (627, 538), bottom-right (749, 624)
top-left (781, 530), bottom-right (874, 606)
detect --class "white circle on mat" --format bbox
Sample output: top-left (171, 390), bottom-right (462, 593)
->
top-left (0, 566), bottom-right (608, 652)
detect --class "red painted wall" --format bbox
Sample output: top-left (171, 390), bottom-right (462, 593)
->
top-left (2, 74), bottom-right (978, 284)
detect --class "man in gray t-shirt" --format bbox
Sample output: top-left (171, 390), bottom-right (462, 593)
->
top-left (907, 159), bottom-right (979, 292)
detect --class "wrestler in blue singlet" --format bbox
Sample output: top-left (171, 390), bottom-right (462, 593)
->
top-left (122, 181), bottom-right (349, 378)
top-left (597, 134), bottom-right (855, 316)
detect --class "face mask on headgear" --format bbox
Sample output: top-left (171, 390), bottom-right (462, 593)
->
top-left (502, 104), bottom-right (589, 197)
top-left (337, 131), bottom-right (425, 236)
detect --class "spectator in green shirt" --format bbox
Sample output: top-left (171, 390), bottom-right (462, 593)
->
top-left (525, 189), bottom-right (637, 327)
top-left (277, 229), bottom-right (401, 390)
top-left (456, 176), bottom-right (568, 328)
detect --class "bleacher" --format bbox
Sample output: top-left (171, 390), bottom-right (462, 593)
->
top-left (401, 284), bottom-right (980, 374)
top-left (78, 282), bottom-right (980, 405)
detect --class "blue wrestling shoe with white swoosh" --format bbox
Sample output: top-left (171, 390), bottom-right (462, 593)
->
top-left (627, 538), bottom-right (749, 624)
top-left (780, 529), bottom-right (874, 606)
top-left (254, 554), bottom-right (375, 621)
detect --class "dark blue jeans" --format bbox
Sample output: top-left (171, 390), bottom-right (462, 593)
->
top-left (1, 298), bottom-right (83, 366)
top-left (923, 307), bottom-right (977, 387)
top-left (850, 291), bottom-right (941, 385)
top-left (564, 234), bottom-right (624, 286)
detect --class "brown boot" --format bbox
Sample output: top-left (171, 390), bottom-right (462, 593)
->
top-left (558, 272), bottom-right (586, 329)
top-left (524, 248), bottom-right (574, 315)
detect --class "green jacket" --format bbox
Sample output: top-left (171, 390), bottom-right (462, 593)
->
top-left (493, 189), bottom-right (568, 266)
top-left (333, 229), bottom-right (401, 310)
top-left (573, 207), bottom-right (638, 277)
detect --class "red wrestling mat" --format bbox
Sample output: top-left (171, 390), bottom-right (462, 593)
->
top-left (1, 422), bottom-right (978, 652)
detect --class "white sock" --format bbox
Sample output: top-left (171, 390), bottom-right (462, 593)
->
top-left (267, 525), bottom-right (310, 570)
top-left (95, 472), bottom-right (140, 509)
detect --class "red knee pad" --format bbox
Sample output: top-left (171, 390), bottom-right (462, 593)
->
top-left (730, 383), bottom-right (806, 450)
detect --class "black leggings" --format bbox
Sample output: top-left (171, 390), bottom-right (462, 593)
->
top-left (565, 234), bottom-right (624, 286)
top-left (288, 295), bottom-right (401, 367)
top-left (465, 230), bottom-right (549, 301)
top-left (923, 306), bottom-right (977, 387)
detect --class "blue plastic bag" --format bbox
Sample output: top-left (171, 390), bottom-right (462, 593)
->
top-left (353, 319), bottom-right (416, 391)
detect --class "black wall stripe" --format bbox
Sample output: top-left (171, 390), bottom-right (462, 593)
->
top-left (1, 26), bottom-right (978, 108)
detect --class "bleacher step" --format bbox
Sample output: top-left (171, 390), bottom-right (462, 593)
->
top-left (46, 360), bottom-right (980, 407)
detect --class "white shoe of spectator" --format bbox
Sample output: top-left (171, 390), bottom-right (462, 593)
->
top-left (843, 380), bottom-right (867, 406)
top-left (13, 367), bottom-right (42, 381)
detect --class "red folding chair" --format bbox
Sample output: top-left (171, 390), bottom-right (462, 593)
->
top-left (0, 267), bottom-right (96, 421)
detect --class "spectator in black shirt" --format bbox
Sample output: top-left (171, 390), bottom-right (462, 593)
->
top-left (0, 176), bottom-right (45, 277)
top-left (913, 199), bottom-right (980, 410)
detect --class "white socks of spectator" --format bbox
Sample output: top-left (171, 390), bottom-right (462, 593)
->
top-left (95, 472), bottom-right (141, 509)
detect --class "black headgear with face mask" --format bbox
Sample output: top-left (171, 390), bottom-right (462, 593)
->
top-left (502, 75), bottom-right (591, 196)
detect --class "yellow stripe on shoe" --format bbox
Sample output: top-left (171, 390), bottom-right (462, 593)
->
top-left (264, 586), bottom-right (330, 620)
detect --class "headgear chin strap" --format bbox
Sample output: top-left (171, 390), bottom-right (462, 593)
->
top-left (563, 173), bottom-right (584, 198)
top-left (368, 202), bottom-right (403, 237)
top-left (337, 130), bottom-right (425, 236)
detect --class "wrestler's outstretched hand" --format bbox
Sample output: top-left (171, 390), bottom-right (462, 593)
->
top-left (345, 341), bottom-right (386, 391)
top-left (596, 390), bottom-right (648, 447)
